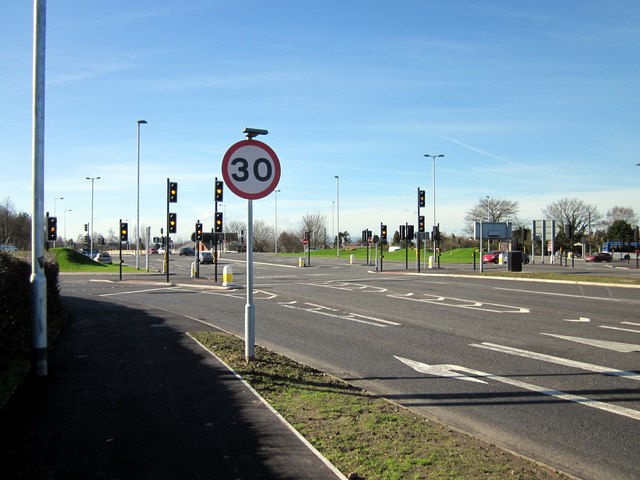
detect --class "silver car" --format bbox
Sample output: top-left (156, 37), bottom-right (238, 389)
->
top-left (199, 251), bottom-right (213, 264)
top-left (94, 252), bottom-right (113, 265)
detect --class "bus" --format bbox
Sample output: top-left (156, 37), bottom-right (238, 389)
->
top-left (601, 241), bottom-right (640, 254)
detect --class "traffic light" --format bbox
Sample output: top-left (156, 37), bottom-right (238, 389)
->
top-left (407, 225), bottom-right (414, 240)
top-left (432, 225), bottom-right (440, 242)
top-left (381, 224), bottom-right (387, 241)
top-left (83, 223), bottom-right (88, 232)
top-left (195, 222), bottom-right (203, 241)
top-left (168, 213), bottom-right (177, 234)
top-left (215, 180), bottom-right (224, 202)
top-left (47, 217), bottom-right (57, 241)
top-left (120, 222), bottom-right (128, 242)
top-left (169, 182), bottom-right (178, 203)
top-left (418, 215), bottom-right (425, 233)
top-left (215, 212), bottom-right (223, 233)
top-left (84, 235), bottom-right (90, 244)
top-left (418, 189), bottom-right (426, 208)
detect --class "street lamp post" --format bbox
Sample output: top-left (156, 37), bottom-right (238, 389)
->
top-left (274, 189), bottom-right (281, 253)
top-left (136, 119), bottom-right (148, 269)
top-left (424, 153), bottom-right (444, 235)
top-left (53, 196), bottom-right (63, 216)
top-left (335, 175), bottom-right (340, 256)
top-left (486, 195), bottom-right (490, 251)
top-left (64, 209), bottom-right (72, 243)
top-left (86, 176), bottom-right (101, 257)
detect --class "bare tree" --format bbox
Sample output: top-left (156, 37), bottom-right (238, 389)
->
top-left (603, 206), bottom-right (638, 229)
top-left (299, 212), bottom-right (327, 248)
top-left (542, 197), bottom-right (601, 239)
top-left (278, 231), bottom-right (303, 253)
top-left (464, 197), bottom-right (519, 235)
top-left (0, 197), bottom-right (31, 250)
top-left (253, 220), bottom-right (274, 252)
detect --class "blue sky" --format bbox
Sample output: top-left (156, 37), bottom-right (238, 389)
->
top-left (2, 0), bottom-right (639, 244)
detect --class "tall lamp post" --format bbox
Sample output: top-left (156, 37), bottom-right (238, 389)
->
top-left (64, 209), bottom-right (72, 243)
top-left (136, 119), bottom-right (148, 269)
top-left (274, 189), bottom-right (281, 254)
top-left (424, 154), bottom-right (444, 234)
top-left (53, 196), bottom-right (64, 216)
top-left (486, 195), bottom-right (490, 251)
top-left (86, 176), bottom-right (101, 257)
top-left (335, 175), bottom-right (340, 256)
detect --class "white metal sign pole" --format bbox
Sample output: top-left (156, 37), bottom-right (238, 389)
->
top-left (245, 198), bottom-right (255, 361)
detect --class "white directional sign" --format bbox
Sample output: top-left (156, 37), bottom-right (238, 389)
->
top-left (221, 139), bottom-right (281, 200)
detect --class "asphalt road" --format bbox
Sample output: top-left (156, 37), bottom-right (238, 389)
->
top-left (61, 252), bottom-right (640, 480)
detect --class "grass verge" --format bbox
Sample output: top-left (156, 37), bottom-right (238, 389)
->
top-left (191, 331), bottom-right (567, 480)
top-left (51, 247), bottom-right (140, 273)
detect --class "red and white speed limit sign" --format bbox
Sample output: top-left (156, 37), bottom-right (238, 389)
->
top-left (221, 139), bottom-right (281, 200)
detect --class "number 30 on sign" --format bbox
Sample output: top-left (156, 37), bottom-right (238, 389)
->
top-left (221, 139), bottom-right (281, 200)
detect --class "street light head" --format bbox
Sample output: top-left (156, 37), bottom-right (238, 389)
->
top-left (243, 127), bottom-right (268, 139)
top-left (137, 119), bottom-right (148, 125)
top-left (335, 175), bottom-right (339, 179)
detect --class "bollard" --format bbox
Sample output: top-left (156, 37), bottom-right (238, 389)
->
top-left (222, 265), bottom-right (233, 286)
top-left (190, 261), bottom-right (196, 278)
top-left (350, 254), bottom-right (354, 264)
top-left (299, 256), bottom-right (304, 267)
top-left (428, 255), bottom-right (433, 269)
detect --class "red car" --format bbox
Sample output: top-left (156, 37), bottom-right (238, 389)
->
top-left (482, 251), bottom-right (501, 264)
top-left (585, 252), bottom-right (612, 262)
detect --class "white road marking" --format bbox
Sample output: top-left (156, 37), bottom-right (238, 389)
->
top-left (599, 325), bottom-right (640, 334)
top-left (279, 301), bottom-right (400, 327)
top-left (622, 322), bottom-right (640, 326)
top-left (395, 355), bottom-right (640, 421)
top-left (388, 292), bottom-right (529, 313)
top-left (308, 282), bottom-right (388, 293)
top-left (563, 317), bottom-right (590, 322)
top-left (99, 286), bottom-right (183, 296)
top-left (492, 286), bottom-right (624, 302)
top-left (394, 356), bottom-right (487, 383)
top-left (471, 342), bottom-right (640, 381)
top-left (541, 333), bottom-right (640, 353)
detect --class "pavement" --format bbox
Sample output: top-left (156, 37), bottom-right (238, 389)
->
top-left (0, 290), bottom-right (346, 480)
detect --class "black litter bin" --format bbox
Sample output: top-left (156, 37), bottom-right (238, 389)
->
top-left (508, 251), bottom-right (523, 272)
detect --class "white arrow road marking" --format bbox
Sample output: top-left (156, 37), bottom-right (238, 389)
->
top-left (541, 333), bottom-right (640, 353)
top-left (394, 356), bottom-right (487, 383)
top-left (395, 356), bottom-right (640, 421)
top-left (471, 342), bottom-right (640, 381)
top-left (563, 317), bottom-right (590, 322)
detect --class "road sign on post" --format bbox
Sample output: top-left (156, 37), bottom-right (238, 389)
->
top-left (221, 139), bottom-right (281, 200)
top-left (222, 130), bottom-right (280, 361)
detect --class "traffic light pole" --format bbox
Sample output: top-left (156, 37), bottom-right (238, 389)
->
top-left (417, 188), bottom-right (421, 273)
top-left (214, 186), bottom-right (218, 283)
top-left (166, 178), bottom-right (170, 283)
top-left (119, 218), bottom-right (123, 281)
top-left (195, 219), bottom-right (200, 279)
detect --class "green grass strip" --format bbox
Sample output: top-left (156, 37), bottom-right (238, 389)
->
top-left (191, 332), bottom-right (567, 480)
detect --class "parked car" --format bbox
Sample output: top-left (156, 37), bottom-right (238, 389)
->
top-left (585, 252), bottom-right (612, 263)
top-left (179, 246), bottom-right (195, 256)
top-left (482, 251), bottom-right (501, 264)
top-left (148, 247), bottom-right (158, 254)
top-left (199, 251), bottom-right (213, 264)
top-left (94, 252), bottom-right (113, 265)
